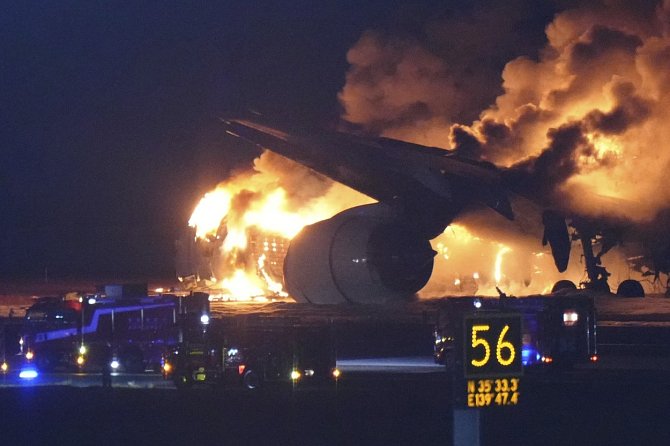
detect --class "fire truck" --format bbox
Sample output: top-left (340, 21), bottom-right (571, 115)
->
top-left (16, 285), bottom-right (210, 374)
top-left (162, 319), bottom-right (340, 389)
top-left (433, 293), bottom-right (598, 370)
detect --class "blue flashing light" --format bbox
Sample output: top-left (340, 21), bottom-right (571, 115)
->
top-left (521, 346), bottom-right (536, 366)
top-left (19, 369), bottom-right (38, 379)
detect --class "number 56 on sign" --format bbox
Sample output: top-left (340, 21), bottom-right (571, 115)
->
top-left (464, 314), bottom-right (523, 378)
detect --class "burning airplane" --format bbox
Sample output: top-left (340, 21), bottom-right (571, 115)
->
top-left (177, 117), bottom-right (614, 304)
top-left (177, 0), bottom-right (670, 303)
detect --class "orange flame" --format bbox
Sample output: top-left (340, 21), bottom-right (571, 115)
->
top-left (421, 223), bottom-right (590, 297)
top-left (187, 153), bottom-right (371, 300)
top-left (188, 189), bottom-right (231, 240)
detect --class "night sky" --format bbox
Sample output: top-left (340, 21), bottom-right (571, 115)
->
top-left (0, 1), bottom-right (557, 280)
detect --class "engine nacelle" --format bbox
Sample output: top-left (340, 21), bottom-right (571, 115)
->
top-left (283, 204), bottom-right (436, 304)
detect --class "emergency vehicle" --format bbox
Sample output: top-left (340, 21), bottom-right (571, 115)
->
top-left (433, 293), bottom-right (598, 369)
top-left (162, 320), bottom-right (340, 389)
top-left (16, 286), bottom-right (209, 374)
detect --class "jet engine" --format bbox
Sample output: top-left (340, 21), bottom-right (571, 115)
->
top-left (283, 204), bottom-right (438, 304)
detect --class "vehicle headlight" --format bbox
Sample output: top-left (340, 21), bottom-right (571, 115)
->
top-left (200, 314), bottom-right (210, 325)
top-left (332, 368), bottom-right (341, 379)
top-left (25, 350), bottom-right (34, 361)
top-left (290, 370), bottom-right (301, 381)
top-left (19, 368), bottom-right (38, 379)
top-left (163, 362), bottom-right (172, 373)
top-left (79, 345), bottom-right (87, 355)
top-left (563, 310), bottom-right (579, 327)
top-left (1, 362), bottom-right (8, 373)
top-left (76, 355), bottom-right (85, 366)
top-left (110, 359), bottom-right (120, 370)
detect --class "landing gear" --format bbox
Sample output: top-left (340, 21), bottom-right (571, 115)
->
top-left (616, 279), bottom-right (645, 297)
top-left (569, 218), bottom-right (618, 294)
top-left (242, 369), bottom-right (261, 390)
top-left (551, 280), bottom-right (577, 294)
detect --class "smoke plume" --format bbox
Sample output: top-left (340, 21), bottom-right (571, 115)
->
top-left (340, 0), bottom-right (670, 294)
top-left (340, 0), bottom-right (670, 223)
top-left (338, 0), bottom-right (555, 145)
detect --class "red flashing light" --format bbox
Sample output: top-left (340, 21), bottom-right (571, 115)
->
top-left (590, 355), bottom-right (599, 362)
top-left (238, 364), bottom-right (246, 375)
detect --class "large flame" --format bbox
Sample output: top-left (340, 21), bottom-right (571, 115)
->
top-left (420, 223), bottom-right (590, 297)
top-left (185, 157), bottom-right (628, 300)
top-left (186, 156), bottom-right (645, 299)
top-left (188, 189), bottom-right (231, 240)
top-left (185, 151), bottom-right (372, 300)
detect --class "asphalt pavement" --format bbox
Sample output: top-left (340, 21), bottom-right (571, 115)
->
top-left (3, 294), bottom-right (670, 444)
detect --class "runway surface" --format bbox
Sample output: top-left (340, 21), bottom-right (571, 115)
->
top-left (2, 292), bottom-right (670, 444)
top-left (1, 366), bottom-right (669, 445)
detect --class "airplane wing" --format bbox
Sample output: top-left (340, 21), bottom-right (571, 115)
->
top-left (223, 118), bottom-right (514, 239)
top-left (222, 118), bottom-right (670, 295)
